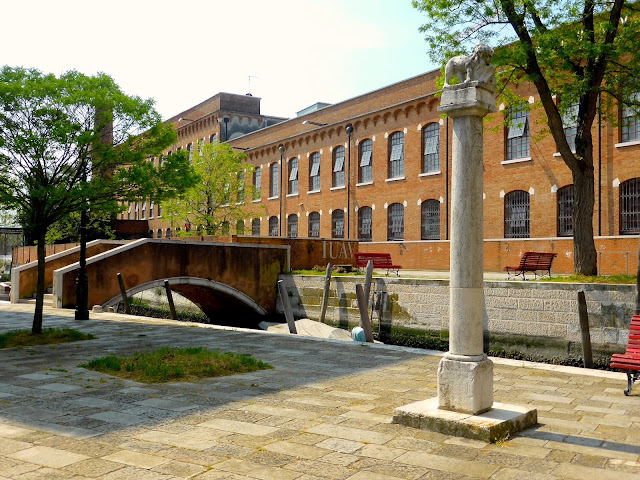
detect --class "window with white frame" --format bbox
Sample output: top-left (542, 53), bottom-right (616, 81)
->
top-left (221, 221), bottom-right (230, 235)
top-left (387, 203), bottom-right (404, 240)
top-left (422, 123), bottom-right (440, 174)
top-left (236, 220), bottom-right (245, 235)
top-left (506, 103), bottom-right (530, 160)
top-left (253, 167), bottom-right (262, 200)
top-left (237, 171), bottom-right (244, 203)
top-left (309, 152), bottom-right (320, 191)
top-left (287, 214), bottom-right (298, 238)
top-left (252, 218), bottom-right (261, 236)
top-left (562, 104), bottom-right (578, 152)
top-left (332, 146), bottom-right (345, 188)
top-left (288, 158), bottom-right (298, 195)
top-left (622, 93), bottom-right (640, 143)
top-left (141, 202), bottom-right (147, 220)
top-left (269, 162), bottom-right (279, 198)
top-left (186, 143), bottom-right (193, 163)
top-left (421, 200), bottom-right (440, 240)
top-left (332, 210), bottom-right (344, 238)
top-left (308, 211), bottom-right (320, 237)
top-left (388, 132), bottom-right (404, 179)
top-left (358, 206), bottom-right (372, 242)
top-left (210, 134), bottom-right (217, 144)
top-left (359, 138), bottom-right (373, 183)
top-left (504, 190), bottom-right (530, 238)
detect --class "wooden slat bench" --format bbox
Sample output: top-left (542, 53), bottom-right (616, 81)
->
top-left (611, 315), bottom-right (640, 395)
top-left (503, 252), bottom-right (558, 280)
top-left (354, 252), bottom-right (402, 276)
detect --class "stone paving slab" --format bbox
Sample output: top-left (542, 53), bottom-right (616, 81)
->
top-left (1, 302), bottom-right (640, 479)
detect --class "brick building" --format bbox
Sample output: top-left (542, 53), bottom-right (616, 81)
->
top-left (123, 69), bottom-right (640, 273)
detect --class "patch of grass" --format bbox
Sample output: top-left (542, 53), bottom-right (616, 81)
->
top-left (80, 346), bottom-right (273, 384)
top-left (0, 328), bottom-right (95, 349)
top-left (540, 274), bottom-right (636, 284)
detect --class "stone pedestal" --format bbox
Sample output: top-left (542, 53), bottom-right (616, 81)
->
top-left (393, 76), bottom-right (537, 441)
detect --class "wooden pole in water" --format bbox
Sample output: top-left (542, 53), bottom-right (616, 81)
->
top-left (355, 284), bottom-right (374, 342)
top-left (278, 280), bottom-right (297, 334)
top-left (164, 280), bottom-right (177, 320)
top-left (319, 263), bottom-right (332, 323)
top-left (577, 290), bottom-right (593, 368)
top-left (363, 260), bottom-right (374, 306)
top-left (116, 273), bottom-right (131, 314)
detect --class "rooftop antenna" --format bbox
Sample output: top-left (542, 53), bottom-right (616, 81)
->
top-left (248, 75), bottom-right (259, 95)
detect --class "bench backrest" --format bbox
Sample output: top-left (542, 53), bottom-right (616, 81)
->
top-left (354, 252), bottom-right (393, 267)
top-left (518, 252), bottom-right (557, 270)
top-left (626, 315), bottom-right (640, 354)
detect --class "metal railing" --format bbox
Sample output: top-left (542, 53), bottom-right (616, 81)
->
top-left (598, 251), bottom-right (639, 275)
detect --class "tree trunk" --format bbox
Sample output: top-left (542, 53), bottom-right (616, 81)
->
top-left (572, 163), bottom-right (598, 276)
top-left (32, 230), bottom-right (46, 334)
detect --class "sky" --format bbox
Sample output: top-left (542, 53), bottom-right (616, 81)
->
top-left (2, 0), bottom-right (436, 120)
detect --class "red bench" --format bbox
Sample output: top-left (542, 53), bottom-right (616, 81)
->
top-left (611, 315), bottom-right (640, 395)
top-left (354, 252), bottom-right (402, 276)
top-left (504, 252), bottom-right (557, 280)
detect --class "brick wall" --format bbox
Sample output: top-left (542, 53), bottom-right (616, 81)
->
top-left (279, 274), bottom-right (637, 346)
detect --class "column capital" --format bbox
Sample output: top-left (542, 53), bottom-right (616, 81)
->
top-left (437, 83), bottom-right (496, 118)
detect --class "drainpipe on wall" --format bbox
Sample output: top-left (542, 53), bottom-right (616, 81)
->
top-left (346, 124), bottom-right (353, 239)
top-left (598, 94), bottom-right (602, 237)
top-left (446, 117), bottom-right (450, 240)
top-left (279, 145), bottom-right (284, 237)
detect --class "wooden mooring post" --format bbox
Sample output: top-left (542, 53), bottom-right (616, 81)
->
top-left (319, 263), bottom-right (332, 323)
top-left (116, 273), bottom-right (131, 314)
top-left (577, 290), bottom-right (593, 368)
top-left (164, 280), bottom-right (177, 320)
top-left (355, 284), bottom-right (374, 343)
top-left (278, 280), bottom-right (297, 334)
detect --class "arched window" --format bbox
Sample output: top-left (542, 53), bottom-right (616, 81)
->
top-left (388, 132), bottom-right (404, 179)
top-left (209, 134), bottom-right (217, 144)
top-left (221, 221), bottom-right (230, 235)
top-left (504, 190), bottom-right (530, 238)
top-left (421, 200), bottom-right (440, 240)
top-left (288, 158), bottom-right (298, 195)
top-left (252, 218), bottom-right (261, 236)
top-left (156, 229), bottom-right (162, 239)
top-left (287, 214), bottom-right (298, 238)
top-left (253, 167), bottom-right (262, 200)
top-left (359, 138), bottom-right (373, 184)
top-left (268, 216), bottom-right (279, 236)
top-left (422, 123), bottom-right (440, 174)
top-left (309, 152), bottom-right (321, 192)
top-left (236, 219), bottom-right (245, 235)
top-left (148, 230), bottom-right (153, 238)
top-left (332, 210), bottom-right (345, 238)
top-left (269, 162), bottom-right (279, 198)
top-left (557, 185), bottom-right (574, 237)
top-left (562, 104), bottom-right (578, 152)
top-left (620, 177), bottom-right (640, 234)
top-left (506, 103), bottom-right (530, 160)
top-left (387, 203), bottom-right (404, 241)
top-left (186, 143), bottom-right (193, 164)
top-left (237, 171), bottom-right (245, 203)
top-left (165, 227), bottom-right (172, 238)
top-left (332, 146), bottom-right (345, 188)
top-left (358, 206), bottom-right (372, 242)
top-left (308, 211), bottom-right (320, 237)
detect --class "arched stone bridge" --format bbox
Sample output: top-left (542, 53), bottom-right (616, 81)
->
top-left (51, 239), bottom-right (289, 327)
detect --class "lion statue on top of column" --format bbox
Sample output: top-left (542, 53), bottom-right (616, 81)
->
top-left (443, 43), bottom-right (495, 91)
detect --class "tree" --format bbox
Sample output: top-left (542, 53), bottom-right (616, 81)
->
top-left (162, 142), bottom-right (257, 236)
top-left (413, 0), bottom-right (640, 274)
top-left (0, 66), bottom-right (197, 333)
top-left (45, 210), bottom-right (115, 244)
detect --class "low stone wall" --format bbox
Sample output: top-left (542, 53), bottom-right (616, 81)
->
top-left (277, 275), bottom-right (637, 346)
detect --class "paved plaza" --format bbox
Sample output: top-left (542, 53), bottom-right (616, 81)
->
top-left (1, 303), bottom-right (640, 479)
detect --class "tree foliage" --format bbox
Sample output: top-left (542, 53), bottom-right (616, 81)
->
top-left (413, 0), bottom-right (640, 274)
top-left (162, 142), bottom-right (257, 236)
top-left (0, 66), bottom-right (197, 332)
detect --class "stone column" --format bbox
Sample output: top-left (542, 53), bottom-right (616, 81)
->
top-left (437, 82), bottom-right (496, 414)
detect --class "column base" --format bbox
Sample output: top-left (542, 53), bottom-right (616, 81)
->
top-left (438, 353), bottom-right (493, 414)
top-left (392, 398), bottom-right (537, 443)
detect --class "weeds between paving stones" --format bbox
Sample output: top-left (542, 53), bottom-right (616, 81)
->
top-left (80, 346), bottom-right (273, 383)
top-left (0, 328), bottom-right (95, 348)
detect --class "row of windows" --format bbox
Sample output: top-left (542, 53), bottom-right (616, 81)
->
top-left (124, 202), bottom-right (160, 220)
top-left (255, 126), bottom-right (443, 199)
top-left (250, 177), bottom-right (640, 240)
top-left (250, 200), bottom-right (442, 241)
